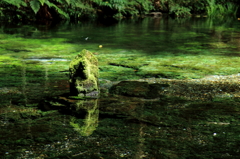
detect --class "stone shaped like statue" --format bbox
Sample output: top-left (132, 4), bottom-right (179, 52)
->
top-left (69, 49), bottom-right (99, 98)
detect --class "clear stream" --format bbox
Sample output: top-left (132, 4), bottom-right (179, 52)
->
top-left (0, 17), bottom-right (240, 158)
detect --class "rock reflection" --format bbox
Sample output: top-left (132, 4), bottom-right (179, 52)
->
top-left (70, 99), bottom-right (99, 136)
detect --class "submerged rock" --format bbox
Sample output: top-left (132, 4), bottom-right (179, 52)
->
top-left (69, 49), bottom-right (99, 97)
top-left (109, 81), bottom-right (169, 99)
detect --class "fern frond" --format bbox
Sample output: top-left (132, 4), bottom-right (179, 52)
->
top-left (45, 0), bottom-right (69, 19)
top-left (2, 0), bottom-right (27, 8)
top-left (69, 0), bottom-right (94, 11)
top-left (73, 1), bottom-right (86, 8)
top-left (38, 0), bottom-right (46, 6)
top-left (55, 0), bottom-right (66, 4)
top-left (93, 0), bottom-right (102, 3)
top-left (65, 0), bottom-right (70, 5)
top-left (30, 0), bottom-right (40, 14)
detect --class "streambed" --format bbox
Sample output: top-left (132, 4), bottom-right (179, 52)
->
top-left (0, 17), bottom-right (240, 158)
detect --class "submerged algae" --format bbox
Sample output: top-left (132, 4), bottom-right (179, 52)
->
top-left (97, 53), bottom-right (240, 80)
top-left (0, 74), bottom-right (239, 158)
top-left (1, 93), bottom-right (240, 158)
top-left (0, 18), bottom-right (240, 158)
top-left (1, 19), bottom-right (240, 81)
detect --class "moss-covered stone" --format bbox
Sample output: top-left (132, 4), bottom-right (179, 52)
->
top-left (69, 49), bottom-right (99, 97)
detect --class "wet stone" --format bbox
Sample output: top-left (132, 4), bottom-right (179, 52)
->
top-left (109, 81), bottom-right (169, 99)
top-left (69, 49), bottom-right (99, 98)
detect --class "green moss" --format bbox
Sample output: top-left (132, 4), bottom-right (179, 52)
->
top-left (99, 65), bottom-right (139, 80)
top-left (69, 49), bottom-right (99, 97)
top-left (1, 21), bottom-right (240, 82)
top-left (1, 19), bottom-right (240, 159)
top-left (99, 53), bottom-right (240, 80)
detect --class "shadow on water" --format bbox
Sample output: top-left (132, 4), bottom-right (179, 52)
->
top-left (0, 17), bottom-right (240, 158)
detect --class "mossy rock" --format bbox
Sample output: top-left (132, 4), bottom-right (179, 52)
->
top-left (69, 49), bottom-right (99, 97)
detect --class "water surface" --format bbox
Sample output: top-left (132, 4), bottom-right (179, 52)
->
top-left (0, 17), bottom-right (240, 158)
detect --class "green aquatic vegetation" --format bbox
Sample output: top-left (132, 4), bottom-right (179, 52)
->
top-left (101, 52), bottom-right (240, 79)
top-left (0, 35), bottom-right (71, 57)
top-left (0, 37), bottom-right (40, 51)
top-left (0, 106), bottom-right (41, 121)
top-left (182, 41), bottom-right (239, 51)
top-left (1, 18), bottom-right (240, 159)
top-left (181, 101), bottom-right (240, 123)
top-left (170, 31), bottom-right (202, 40)
top-left (0, 88), bottom-right (240, 158)
top-left (99, 65), bottom-right (138, 80)
top-left (24, 61), bottom-right (69, 74)
top-left (207, 42), bottom-right (229, 48)
top-left (0, 56), bottom-right (20, 63)
top-left (0, 56), bottom-right (24, 86)
top-left (1, 27), bottom-right (240, 82)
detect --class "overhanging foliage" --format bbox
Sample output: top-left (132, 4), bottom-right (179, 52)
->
top-left (0, 0), bottom-right (239, 21)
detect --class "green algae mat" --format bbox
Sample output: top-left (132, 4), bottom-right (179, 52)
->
top-left (0, 17), bottom-right (240, 158)
top-left (0, 18), bottom-right (240, 82)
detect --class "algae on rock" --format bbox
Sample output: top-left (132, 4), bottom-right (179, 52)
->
top-left (69, 49), bottom-right (99, 97)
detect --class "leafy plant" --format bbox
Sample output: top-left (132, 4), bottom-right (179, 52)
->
top-left (206, 0), bottom-right (239, 17)
top-left (0, 0), bottom-right (70, 21)
top-left (45, 0), bottom-right (69, 19)
top-left (1, 0), bottom-right (27, 8)
top-left (159, 0), bottom-right (193, 17)
top-left (92, 0), bottom-right (153, 18)
top-left (169, 4), bottom-right (191, 17)
top-left (30, 0), bottom-right (40, 14)
top-left (0, 0), bottom-right (239, 21)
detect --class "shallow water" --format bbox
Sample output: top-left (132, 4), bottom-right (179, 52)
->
top-left (0, 17), bottom-right (240, 158)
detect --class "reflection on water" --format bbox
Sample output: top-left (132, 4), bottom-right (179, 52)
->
top-left (0, 17), bottom-right (240, 158)
top-left (70, 99), bottom-right (99, 137)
